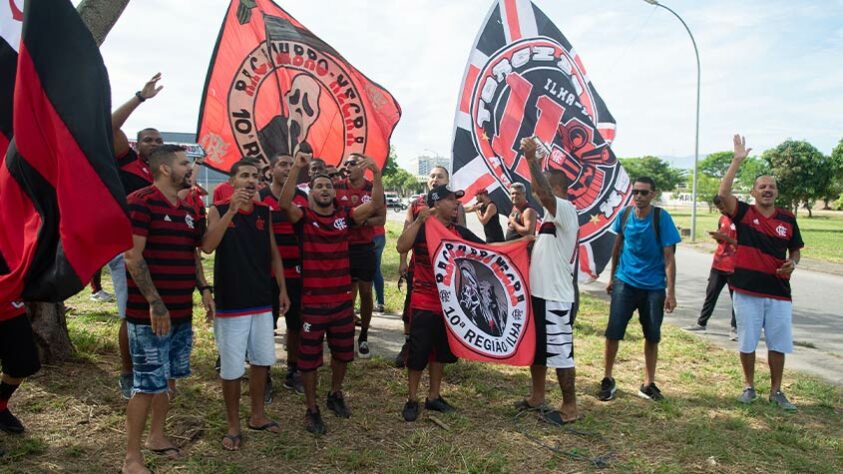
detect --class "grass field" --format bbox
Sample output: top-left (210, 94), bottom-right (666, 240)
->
top-left (1, 223), bottom-right (842, 473)
top-left (664, 207), bottom-right (843, 264)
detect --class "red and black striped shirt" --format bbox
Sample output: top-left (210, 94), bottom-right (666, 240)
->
top-left (116, 148), bottom-right (152, 196)
top-left (410, 222), bottom-right (483, 312)
top-left (126, 186), bottom-right (204, 324)
top-left (259, 187), bottom-right (308, 279)
top-left (299, 206), bottom-right (354, 306)
top-left (335, 178), bottom-right (380, 245)
top-left (730, 201), bottom-right (803, 300)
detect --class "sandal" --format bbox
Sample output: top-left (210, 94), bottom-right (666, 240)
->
top-left (247, 420), bottom-right (281, 433)
top-left (147, 446), bottom-right (181, 459)
top-left (513, 399), bottom-right (544, 411)
top-left (221, 433), bottom-right (242, 451)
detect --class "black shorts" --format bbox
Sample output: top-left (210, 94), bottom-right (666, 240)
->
top-left (407, 309), bottom-right (457, 371)
top-left (0, 313), bottom-right (41, 378)
top-left (272, 277), bottom-right (302, 331)
top-left (349, 243), bottom-right (376, 282)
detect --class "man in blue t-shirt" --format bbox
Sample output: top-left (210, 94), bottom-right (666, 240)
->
top-left (598, 176), bottom-right (681, 402)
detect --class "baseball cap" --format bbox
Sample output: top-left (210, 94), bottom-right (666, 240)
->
top-left (427, 185), bottom-right (465, 207)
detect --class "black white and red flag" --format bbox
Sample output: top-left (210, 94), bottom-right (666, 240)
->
top-left (0, 0), bottom-right (22, 159)
top-left (0, 0), bottom-right (132, 303)
top-left (450, 0), bottom-right (631, 280)
top-left (197, 0), bottom-right (402, 174)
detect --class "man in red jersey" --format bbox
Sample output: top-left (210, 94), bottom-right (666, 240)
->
top-left (260, 153), bottom-right (309, 395)
top-left (718, 134), bottom-right (803, 410)
top-left (335, 153), bottom-right (386, 358)
top-left (122, 145), bottom-right (212, 474)
top-left (278, 151), bottom-right (384, 436)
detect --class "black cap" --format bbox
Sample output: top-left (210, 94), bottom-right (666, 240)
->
top-left (427, 185), bottom-right (465, 207)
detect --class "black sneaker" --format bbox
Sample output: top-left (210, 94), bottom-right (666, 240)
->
top-left (424, 396), bottom-right (455, 413)
top-left (638, 383), bottom-right (665, 401)
top-left (358, 339), bottom-right (371, 359)
top-left (402, 400), bottom-right (420, 421)
top-left (283, 369), bottom-right (304, 395)
top-left (264, 373), bottom-right (273, 404)
top-left (305, 408), bottom-right (327, 435)
top-left (394, 342), bottom-right (408, 369)
top-left (326, 391), bottom-right (352, 418)
top-left (0, 409), bottom-right (25, 434)
top-left (214, 356), bottom-right (221, 373)
top-left (597, 377), bottom-right (616, 401)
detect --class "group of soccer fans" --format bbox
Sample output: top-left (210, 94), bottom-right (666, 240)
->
top-left (0, 76), bottom-right (805, 474)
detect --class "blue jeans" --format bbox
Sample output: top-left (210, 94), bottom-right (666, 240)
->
top-left (128, 321), bottom-right (192, 395)
top-left (373, 234), bottom-right (386, 305)
top-left (605, 279), bottom-right (665, 343)
top-left (108, 253), bottom-right (128, 318)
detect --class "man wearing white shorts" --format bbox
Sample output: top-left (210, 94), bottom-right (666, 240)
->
top-left (202, 160), bottom-right (290, 450)
top-left (515, 138), bottom-right (580, 424)
top-left (718, 135), bottom-right (803, 410)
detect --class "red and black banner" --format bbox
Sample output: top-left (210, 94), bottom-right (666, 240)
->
top-left (450, 0), bottom-right (631, 280)
top-left (0, 0), bottom-right (132, 303)
top-left (426, 218), bottom-right (535, 366)
top-left (0, 0), bottom-right (23, 158)
top-left (197, 0), bottom-right (402, 174)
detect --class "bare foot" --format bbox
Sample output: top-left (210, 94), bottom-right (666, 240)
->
top-left (145, 435), bottom-right (182, 459)
top-left (560, 404), bottom-right (579, 423)
top-left (122, 457), bottom-right (151, 474)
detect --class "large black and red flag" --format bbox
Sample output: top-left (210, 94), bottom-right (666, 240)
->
top-left (450, 0), bottom-right (631, 281)
top-left (0, 0), bottom-right (132, 303)
top-left (426, 218), bottom-right (535, 366)
top-left (0, 0), bottom-right (22, 158)
top-left (197, 0), bottom-right (402, 174)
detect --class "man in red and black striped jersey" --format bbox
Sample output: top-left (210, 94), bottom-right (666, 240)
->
top-left (122, 145), bottom-right (212, 473)
top-left (396, 185), bottom-right (492, 421)
top-left (111, 74), bottom-right (164, 400)
top-left (278, 151), bottom-right (384, 435)
top-left (202, 160), bottom-right (291, 450)
top-left (718, 134), bottom-right (804, 410)
top-left (260, 153), bottom-right (309, 394)
top-left (335, 153), bottom-right (387, 359)
top-left (0, 300), bottom-right (40, 435)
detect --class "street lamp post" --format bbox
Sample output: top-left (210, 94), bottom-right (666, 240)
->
top-left (643, 0), bottom-right (701, 242)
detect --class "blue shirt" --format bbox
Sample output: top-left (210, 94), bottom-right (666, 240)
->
top-left (612, 207), bottom-right (681, 290)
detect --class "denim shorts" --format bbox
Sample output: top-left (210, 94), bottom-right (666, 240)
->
top-left (605, 280), bottom-right (665, 342)
top-left (128, 320), bottom-right (192, 395)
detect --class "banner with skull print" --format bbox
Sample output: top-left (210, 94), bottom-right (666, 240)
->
top-left (426, 218), bottom-right (535, 366)
top-left (197, 0), bottom-right (402, 175)
top-left (450, 0), bottom-right (631, 281)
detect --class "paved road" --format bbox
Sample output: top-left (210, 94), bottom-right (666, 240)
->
top-left (386, 208), bottom-right (843, 385)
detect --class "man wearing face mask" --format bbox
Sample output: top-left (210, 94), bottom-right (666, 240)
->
top-left (335, 154), bottom-right (386, 359)
top-left (599, 176), bottom-right (681, 403)
top-left (718, 135), bottom-right (803, 411)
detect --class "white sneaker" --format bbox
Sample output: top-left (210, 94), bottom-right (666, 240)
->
top-left (90, 290), bottom-right (114, 302)
top-left (729, 328), bottom-right (738, 341)
top-left (358, 340), bottom-right (371, 359)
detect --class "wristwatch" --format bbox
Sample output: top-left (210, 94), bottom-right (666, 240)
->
top-left (135, 91), bottom-right (146, 102)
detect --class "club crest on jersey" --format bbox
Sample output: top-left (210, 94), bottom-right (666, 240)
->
top-left (333, 217), bottom-right (347, 230)
top-left (361, 195), bottom-right (372, 204)
top-left (433, 241), bottom-right (528, 359)
top-left (256, 216), bottom-right (265, 231)
top-left (185, 213), bottom-right (195, 230)
top-left (776, 224), bottom-right (787, 237)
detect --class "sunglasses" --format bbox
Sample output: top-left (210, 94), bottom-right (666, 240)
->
top-left (345, 161), bottom-right (359, 167)
top-left (631, 189), bottom-right (651, 196)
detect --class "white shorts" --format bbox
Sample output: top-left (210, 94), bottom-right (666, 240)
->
top-left (532, 297), bottom-right (575, 369)
top-left (733, 292), bottom-right (793, 354)
top-left (214, 311), bottom-right (276, 380)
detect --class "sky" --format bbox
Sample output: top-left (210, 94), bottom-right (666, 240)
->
top-left (93, 0), bottom-right (843, 169)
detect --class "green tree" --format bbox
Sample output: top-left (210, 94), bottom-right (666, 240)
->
top-left (699, 151), bottom-right (735, 178)
top-left (822, 139), bottom-right (843, 209)
top-left (736, 156), bottom-right (771, 191)
top-left (762, 139), bottom-right (828, 217)
top-left (687, 171), bottom-right (720, 212)
top-left (619, 156), bottom-right (685, 192)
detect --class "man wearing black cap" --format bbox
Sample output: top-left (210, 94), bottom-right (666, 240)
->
top-left (396, 185), bottom-right (491, 421)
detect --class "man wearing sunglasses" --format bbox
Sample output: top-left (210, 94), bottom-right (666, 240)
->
top-left (599, 176), bottom-right (681, 403)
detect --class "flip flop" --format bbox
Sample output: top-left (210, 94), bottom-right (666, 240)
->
top-left (513, 399), bottom-right (544, 411)
top-left (221, 433), bottom-right (242, 451)
top-left (147, 446), bottom-right (181, 459)
top-left (537, 407), bottom-right (577, 426)
top-left (247, 420), bottom-right (281, 433)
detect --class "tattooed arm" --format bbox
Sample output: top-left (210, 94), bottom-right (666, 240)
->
top-left (124, 234), bottom-right (170, 336)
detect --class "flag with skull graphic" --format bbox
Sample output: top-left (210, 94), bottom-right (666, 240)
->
top-left (450, 0), bottom-right (632, 281)
top-left (197, 0), bottom-right (402, 174)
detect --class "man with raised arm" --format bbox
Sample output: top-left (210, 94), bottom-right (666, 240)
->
top-left (514, 138), bottom-right (580, 424)
top-left (122, 145), bottom-right (212, 474)
top-left (278, 152), bottom-right (384, 435)
top-left (112, 73), bottom-right (165, 399)
top-left (717, 134), bottom-right (803, 410)
top-left (202, 160), bottom-right (290, 450)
